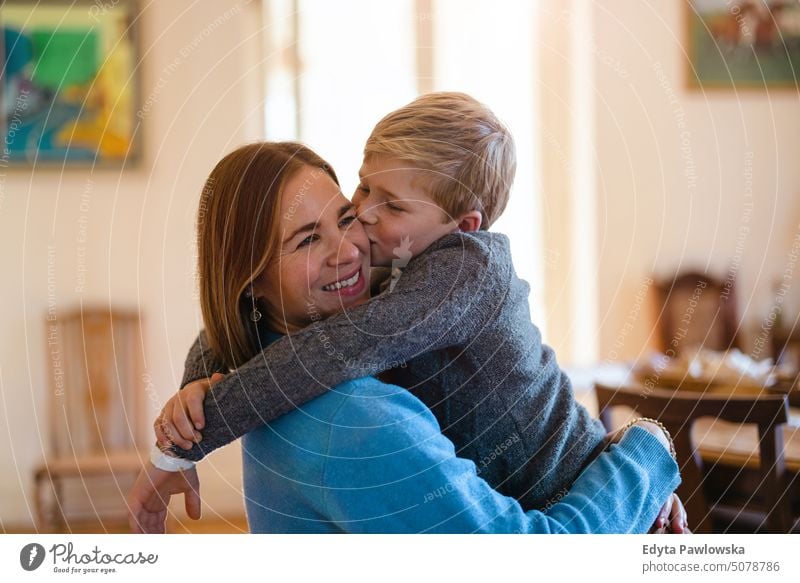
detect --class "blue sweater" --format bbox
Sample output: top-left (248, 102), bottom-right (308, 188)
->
top-left (242, 377), bottom-right (680, 533)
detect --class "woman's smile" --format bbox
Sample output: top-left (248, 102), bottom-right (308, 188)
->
top-left (321, 266), bottom-right (365, 296)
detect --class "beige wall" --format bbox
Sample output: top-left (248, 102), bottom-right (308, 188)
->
top-left (0, 0), bottom-right (263, 527)
top-left (591, 2), bottom-right (800, 363)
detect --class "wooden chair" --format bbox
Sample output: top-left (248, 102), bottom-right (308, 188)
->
top-left (34, 306), bottom-right (147, 532)
top-left (654, 270), bottom-right (741, 356)
top-left (772, 322), bottom-right (800, 369)
top-left (594, 382), bottom-right (794, 533)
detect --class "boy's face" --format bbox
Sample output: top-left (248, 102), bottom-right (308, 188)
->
top-left (353, 155), bottom-right (457, 267)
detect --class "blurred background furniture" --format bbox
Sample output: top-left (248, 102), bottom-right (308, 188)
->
top-left (595, 382), bottom-right (798, 533)
top-left (654, 270), bottom-right (741, 356)
top-left (772, 322), bottom-right (800, 369)
top-left (33, 306), bottom-right (146, 532)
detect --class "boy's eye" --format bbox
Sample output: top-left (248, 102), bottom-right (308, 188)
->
top-left (297, 234), bottom-right (319, 248)
top-left (357, 185), bottom-right (370, 195)
top-left (386, 202), bottom-right (404, 212)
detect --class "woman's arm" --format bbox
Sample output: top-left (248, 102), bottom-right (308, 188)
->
top-left (320, 381), bottom-right (681, 533)
top-left (169, 232), bottom-right (510, 461)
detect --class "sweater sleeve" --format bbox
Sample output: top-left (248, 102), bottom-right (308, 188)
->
top-left (169, 233), bottom-right (509, 461)
top-left (323, 393), bottom-right (680, 534)
top-left (179, 330), bottom-right (229, 389)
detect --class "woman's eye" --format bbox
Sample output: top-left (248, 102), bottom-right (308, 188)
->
top-left (297, 234), bottom-right (319, 248)
top-left (357, 185), bottom-right (370, 195)
top-left (339, 215), bottom-right (357, 228)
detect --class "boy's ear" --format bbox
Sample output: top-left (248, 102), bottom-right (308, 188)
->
top-left (456, 211), bottom-right (483, 233)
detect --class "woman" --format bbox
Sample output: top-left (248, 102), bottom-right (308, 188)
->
top-left (128, 142), bottom-right (682, 533)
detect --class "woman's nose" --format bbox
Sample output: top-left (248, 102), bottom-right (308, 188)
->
top-left (330, 234), bottom-right (361, 265)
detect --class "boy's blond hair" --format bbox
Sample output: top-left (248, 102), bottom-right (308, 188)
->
top-left (364, 92), bottom-right (516, 229)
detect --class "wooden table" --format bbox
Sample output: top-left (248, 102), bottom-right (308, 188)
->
top-left (568, 363), bottom-right (800, 473)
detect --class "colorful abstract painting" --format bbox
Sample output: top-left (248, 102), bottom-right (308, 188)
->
top-left (1, 1), bottom-right (139, 166)
top-left (687, 0), bottom-right (800, 89)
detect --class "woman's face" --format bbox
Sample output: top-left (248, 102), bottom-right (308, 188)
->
top-left (255, 165), bottom-right (371, 333)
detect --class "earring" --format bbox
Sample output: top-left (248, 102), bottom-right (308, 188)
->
top-left (243, 287), bottom-right (262, 322)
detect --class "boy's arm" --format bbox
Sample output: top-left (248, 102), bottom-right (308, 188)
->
top-left (322, 386), bottom-right (681, 533)
top-left (180, 330), bottom-right (228, 389)
top-left (169, 232), bottom-right (510, 461)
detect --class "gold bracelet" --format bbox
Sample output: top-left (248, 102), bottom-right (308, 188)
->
top-left (621, 417), bottom-right (677, 461)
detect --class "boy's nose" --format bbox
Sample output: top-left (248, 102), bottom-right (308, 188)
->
top-left (357, 204), bottom-right (378, 225)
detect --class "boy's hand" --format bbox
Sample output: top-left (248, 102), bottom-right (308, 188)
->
top-left (650, 493), bottom-right (690, 534)
top-left (127, 462), bottom-right (201, 534)
top-left (154, 373), bottom-right (225, 450)
top-left (606, 422), bottom-right (687, 534)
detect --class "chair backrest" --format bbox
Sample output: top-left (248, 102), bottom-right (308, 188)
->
top-left (594, 382), bottom-right (793, 533)
top-left (45, 306), bottom-right (145, 457)
top-left (772, 323), bottom-right (800, 369)
top-left (654, 270), bottom-right (740, 355)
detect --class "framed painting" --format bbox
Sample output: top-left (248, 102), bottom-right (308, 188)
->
top-left (686, 0), bottom-right (800, 89)
top-left (1, 0), bottom-right (140, 166)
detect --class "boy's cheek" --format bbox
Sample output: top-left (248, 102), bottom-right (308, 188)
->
top-left (368, 242), bottom-right (394, 267)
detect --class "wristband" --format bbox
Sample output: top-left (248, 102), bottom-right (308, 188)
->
top-left (150, 444), bottom-right (196, 472)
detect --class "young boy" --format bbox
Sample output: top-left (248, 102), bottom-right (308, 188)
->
top-left (166, 93), bottom-right (606, 510)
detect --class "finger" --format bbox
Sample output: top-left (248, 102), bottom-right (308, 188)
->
top-left (163, 399), bottom-right (195, 449)
top-left (187, 391), bottom-right (206, 431)
top-left (153, 414), bottom-right (171, 446)
top-left (670, 495), bottom-right (688, 533)
top-left (183, 470), bottom-right (202, 520)
top-left (163, 416), bottom-right (193, 450)
top-left (155, 509), bottom-right (168, 534)
top-left (154, 421), bottom-right (172, 449)
top-left (172, 396), bottom-right (201, 445)
top-left (142, 513), bottom-right (156, 535)
top-left (210, 372), bottom-right (225, 384)
top-left (649, 505), bottom-right (667, 533)
top-left (184, 486), bottom-right (202, 520)
top-left (128, 504), bottom-right (143, 534)
top-left (670, 513), bottom-right (685, 533)
top-left (657, 496), bottom-right (672, 530)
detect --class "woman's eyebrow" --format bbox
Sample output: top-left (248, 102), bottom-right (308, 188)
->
top-left (338, 202), bottom-right (355, 217)
top-left (284, 220), bottom-right (318, 243)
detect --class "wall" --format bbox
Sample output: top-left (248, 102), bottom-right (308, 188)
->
top-left (591, 1), bottom-right (800, 363)
top-left (0, 0), bottom-right (263, 527)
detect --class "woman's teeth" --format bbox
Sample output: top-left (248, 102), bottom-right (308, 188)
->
top-left (323, 270), bottom-right (360, 291)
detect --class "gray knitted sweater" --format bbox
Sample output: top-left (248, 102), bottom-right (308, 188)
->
top-left (175, 231), bottom-right (606, 509)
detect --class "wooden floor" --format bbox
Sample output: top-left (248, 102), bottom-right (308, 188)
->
top-left (4, 515), bottom-right (250, 534)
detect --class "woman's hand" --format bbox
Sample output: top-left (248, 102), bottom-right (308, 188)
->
top-left (154, 373), bottom-right (225, 450)
top-left (127, 462), bottom-right (201, 534)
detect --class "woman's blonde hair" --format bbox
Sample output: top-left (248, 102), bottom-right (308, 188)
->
top-left (197, 142), bottom-right (338, 370)
top-left (364, 92), bottom-right (516, 229)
